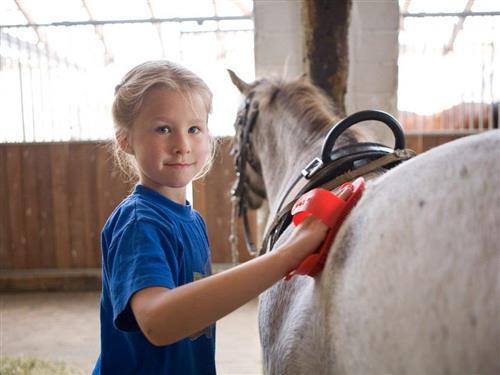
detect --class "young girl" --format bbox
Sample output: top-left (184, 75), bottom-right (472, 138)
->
top-left (93, 60), bottom-right (348, 374)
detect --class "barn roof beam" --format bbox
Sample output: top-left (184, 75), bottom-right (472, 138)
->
top-left (232, 0), bottom-right (252, 16)
top-left (399, 0), bottom-right (412, 31)
top-left (443, 0), bottom-right (474, 55)
top-left (401, 0), bottom-right (412, 14)
top-left (211, 0), bottom-right (226, 60)
top-left (146, 0), bottom-right (166, 58)
top-left (13, 0), bottom-right (48, 48)
top-left (81, 0), bottom-right (114, 65)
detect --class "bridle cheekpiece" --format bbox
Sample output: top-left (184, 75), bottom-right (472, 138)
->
top-left (230, 91), bottom-right (264, 260)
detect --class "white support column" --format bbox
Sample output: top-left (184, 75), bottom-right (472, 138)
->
top-left (253, 0), bottom-right (400, 146)
top-left (346, 0), bottom-right (400, 145)
top-left (253, 0), bottom-right (305, 79)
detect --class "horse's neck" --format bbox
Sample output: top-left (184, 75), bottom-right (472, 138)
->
top-left (256, 122), bottom-right (325, 215)
top-left (254, 113), bottom-right (369, 215)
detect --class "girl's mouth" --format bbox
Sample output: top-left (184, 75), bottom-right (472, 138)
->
top-left (165, 162), bottom-right (193, 169)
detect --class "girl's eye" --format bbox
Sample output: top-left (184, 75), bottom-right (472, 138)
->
top-left (189, 126), bottom-right (201, 134)
top-left (156, 126), bottom-right (170, 134)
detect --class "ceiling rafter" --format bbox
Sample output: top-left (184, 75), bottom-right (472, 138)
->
top-left (399, 0), bottom-right (412, 31)
top-left (443, 0), bottom-right (475, 54)
top-left (14, 0), bottom-right (48, 48)
top-left (401, 0), bottom-right (412, 14)
top-left (212, 0), bottom-right (226, 60)
top-left (232, 0), bottom-right (252, 17)
top-left (81, 0), bottom-right (114, 64)
top-left (146, 0), bottom-right (166, 58)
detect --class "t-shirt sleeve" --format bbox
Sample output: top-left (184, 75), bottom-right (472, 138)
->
top-left (106, 220), bottom-right (178, 332)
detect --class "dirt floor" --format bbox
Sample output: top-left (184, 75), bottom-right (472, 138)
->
top-left (1, 292), bottom-right (262, 374)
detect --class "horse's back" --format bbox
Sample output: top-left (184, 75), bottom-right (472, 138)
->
top-left (327, 130), bottom-right (500, 374)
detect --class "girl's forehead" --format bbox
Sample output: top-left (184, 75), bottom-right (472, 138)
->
top-left (141, 87), bottom-right (208, 118)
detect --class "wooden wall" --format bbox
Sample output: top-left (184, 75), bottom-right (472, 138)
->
top-left (405, 133), bottom-right (468, 154)
top-left (193, 138), bottom-right (256, 264)
top-left (0, 142), bottom-right (131, 271)
top-left (0, 138), bottom-right (254, 291)
top-left (0, 134), bottom-right (468, 291)
top-left (0, 142), bottom-right (132, 290)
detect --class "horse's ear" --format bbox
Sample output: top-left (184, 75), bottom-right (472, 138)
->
top-left (228, 69), bottom-right (250, 94)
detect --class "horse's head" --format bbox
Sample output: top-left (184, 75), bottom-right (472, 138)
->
top-left (228, 70), bottom-right (412, 257)
top-left (228, 70), bottom-right (268, 210)
top-left (229, 70), bottom-right (347, 207)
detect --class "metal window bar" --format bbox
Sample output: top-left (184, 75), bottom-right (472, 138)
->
top-left (398, 11), bottom-right (499, 134)
top-left (0, 16), bottom-right (252, 29)
top-left (0, 15), bottom-right (254, 143)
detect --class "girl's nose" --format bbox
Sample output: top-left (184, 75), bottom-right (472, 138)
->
top-left (173, 134), bottom-right (191, 155)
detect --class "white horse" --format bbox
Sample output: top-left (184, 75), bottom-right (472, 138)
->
top-left (229, 71), bottom-right (500, 374)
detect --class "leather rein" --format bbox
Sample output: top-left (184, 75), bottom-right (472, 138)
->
top-left (230, 91), bottom-right (416, 261)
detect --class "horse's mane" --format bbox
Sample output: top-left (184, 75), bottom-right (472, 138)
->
top-left (256, 77), bottom-right (360, 145)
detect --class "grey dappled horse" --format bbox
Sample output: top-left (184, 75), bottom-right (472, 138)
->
top-left (229, 71), bottom-right (500, 374)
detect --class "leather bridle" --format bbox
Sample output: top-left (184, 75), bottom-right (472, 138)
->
top-left (230, 91), bottom-right (416, 261)
top-left (230, 91), bottom-right (265, 259)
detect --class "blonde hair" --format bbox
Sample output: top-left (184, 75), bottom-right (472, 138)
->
top-left (112, 60), bottom-right (216, 183)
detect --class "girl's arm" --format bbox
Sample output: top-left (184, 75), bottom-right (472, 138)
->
top-left (131, 216), bottom-right (328, 346)
top-left (131, 187), bottom-right (351, 346)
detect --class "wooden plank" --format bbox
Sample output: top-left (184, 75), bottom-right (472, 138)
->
top-left (194, 137), bottom-right (257, 263)
top-left (0, 146), bottom-right (12, 269)
top-left (5, 145), bottom-right (27, 269)
top-left (68, 143), bottom-right (91, 268)
top-left (438, 134), bottom-right (467, 147)
top-left (406, 134), bottom-right (467, 154)
top-left (95, 142), bottom-right (133, 242)
top-left (405, 135), bottom-right (422, 154)
top-left (424, 134), bottom-right (439, 150)
top-left (0, 268), bottom-right (101, 292)
top-left (94, 144), bottom-right (108, 268)
top-left (35, 144), bottom-right (56, 268)
top-left (50, 143), bottom-right (72, 268)
top-left (22, 145), bottom-right (42, 268)
top-left (192, 179), bottom-right (207, 223)
top-left (95, 143), bottom-right (113, 231)
top-left (85, 143), bottom-right (100, 268)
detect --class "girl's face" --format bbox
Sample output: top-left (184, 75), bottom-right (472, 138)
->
top-left (125, 86), bottom-right (210, 203)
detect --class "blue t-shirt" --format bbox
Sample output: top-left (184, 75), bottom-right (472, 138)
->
top-left (92, 185), bottom-right (216, 374)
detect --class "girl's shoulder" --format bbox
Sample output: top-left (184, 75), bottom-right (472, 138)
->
top-left (106, 192), bottom-right (176, 230)
top-left (102, 194), bottom-right (178, 251)
top-left (103, 187), bottom-right (205, 242)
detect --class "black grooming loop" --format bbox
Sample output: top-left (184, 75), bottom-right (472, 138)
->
top-left (302, 110), bottom-right (406, 180)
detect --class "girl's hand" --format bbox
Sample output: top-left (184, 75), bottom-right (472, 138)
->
top-left (276, 184), bottom-right (353, 267)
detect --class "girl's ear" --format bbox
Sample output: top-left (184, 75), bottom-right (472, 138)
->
top-left (116, 128), bottom-right (134, 155)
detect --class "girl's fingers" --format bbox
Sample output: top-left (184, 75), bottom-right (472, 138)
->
top-left (336, 184), bottom-right (354, 201)
top-left (299, 215), bottom-right (329, 232)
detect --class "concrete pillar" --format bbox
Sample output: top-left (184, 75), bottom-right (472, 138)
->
top-left (254, 0), bottom-right (400, 145)
top-left (346, 0), bottom-right (400, 145)
top-left (254, 0), bottom-right (305, 79)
